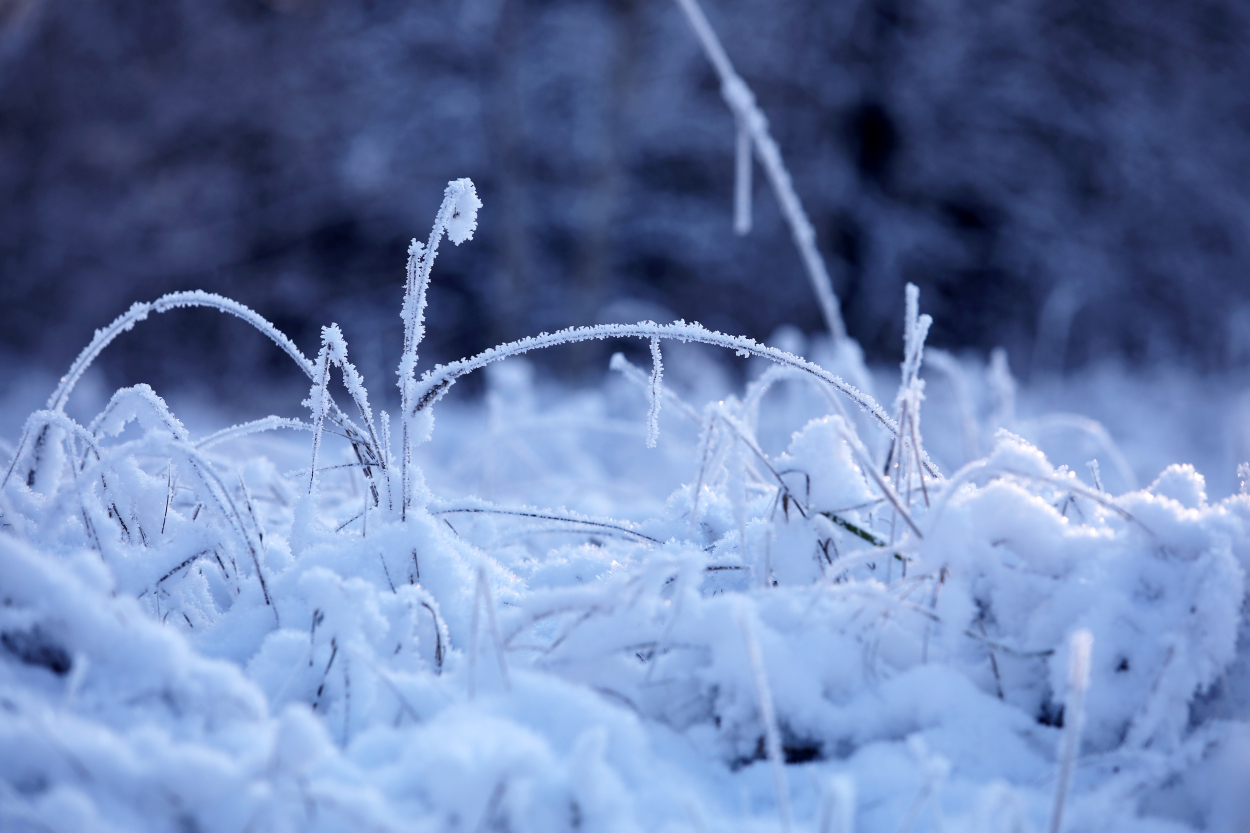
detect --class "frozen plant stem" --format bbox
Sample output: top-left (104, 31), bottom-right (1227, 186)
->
top-left (818, 776), bottom-right (856, 833)
top-left (736, 606), bottom-right (791, 833)
top-left (1086, 459), bottom-right (1104, 493)
top-left (411, 319), bottom-right (936, 476)
top-left (398, 179), bottom-right (482, 518)
top-left (673, 0), bottom-right (846, 342)
top-left (890, 284), bottom-right (933, 511)
top-left (837, 422), bottom-right (923, 539)
top-left (646, 337), bottom-right (664, 448)
top-left (308, 335), bottom-right (333, 494)
top-left (469, 563), bottom-right (510, 698)
top-left (1049, 629), bottom-right (1093, 833)
top-left (734, 118), bottom-right (753, 235)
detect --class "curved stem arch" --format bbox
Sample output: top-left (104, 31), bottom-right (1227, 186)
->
top-left (48, 290), bottom-right (316, 415)
top-left (411, 320), bottom-right (939, 478)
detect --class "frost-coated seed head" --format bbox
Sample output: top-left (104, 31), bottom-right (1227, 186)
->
top-left (322, 324), bottom-right (347, 364)
top-left (445, 178), bottom-right (482, 245)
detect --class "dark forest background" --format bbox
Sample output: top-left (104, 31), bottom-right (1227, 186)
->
top-left (4, 0), bottom-right (1250, 407)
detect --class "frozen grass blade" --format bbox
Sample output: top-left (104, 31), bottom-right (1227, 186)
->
top-left (689, 402), bottom-right (722, 533)
top-left (673, 0), bottom-right (846, 342)
top-left (2, 410), bottom-right (102, 492)
top-left (736, 604), bottom-right (791, 833)
top-left (431, 498), bottom-right (660, 544)
top-left (43, 290), bottom-right (376, 473)
top-left (410, 320), bottom-right (935, 474)
top-left (49, 291), bottom-right (314, 413)
top-left (647, 337), bottom-right (664, 448)
top-left (988, 348), bottom-right (1016, 429)
top-left (1023, 414), bottom-right (1136, 492)
top-left (399, 179), bottom-right (482, 518)
top-left (734, 118), bottom-right (753, 235)
top-left (1085, 459), bottom-right (1104, 493)
top-left (894, 738), bottom-right (949, 833)
top-left (307, 335), bottom-right (334, 495)
top-left (818, 775), bottom-right (855, 833)
top-left (743, 364), bottom-right (854, 432)
top-left (469, 561), bottom-right (511, 697)
top-left (319, 324), bottom-right (385, 509)
top-left (729, 440), bottom-right (748, 561)
top-left (196, 417), bottom-right (312, 450)
top-left (1049, 629), bottom-right (1093, 833)
top-left (380, 410), bottom-right (394, 511)
top-left (890, 284), bottom-right (933, 510)
top-left (836, 421), bottom-right (923, 539)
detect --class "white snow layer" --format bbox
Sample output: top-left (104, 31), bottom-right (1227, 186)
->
top-left (3, 362), bottom-right (1250, 833)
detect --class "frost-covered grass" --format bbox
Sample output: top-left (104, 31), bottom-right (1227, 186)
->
top-left (2, 172), bottom-right (1249, 833)
top-left (2, 6), bottom-right (1249, 828)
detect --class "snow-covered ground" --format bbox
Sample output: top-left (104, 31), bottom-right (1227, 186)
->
top-left (3, 269), bottom-right (1249, 833)
top-left (2, 173), bottom-right (1249, 833)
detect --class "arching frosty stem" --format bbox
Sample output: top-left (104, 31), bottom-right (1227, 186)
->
top-left (48, 290), bottom-right (315, 415)
top-left (44, 290), bottom-right (375, 471)
top-left (409, 319), bottom-right (937, 476)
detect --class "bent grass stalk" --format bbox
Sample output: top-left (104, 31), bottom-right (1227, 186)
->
top-left (673, 0), bottom-right (846, 342)
top-left (409, 319), bottom-right (936, 477)
top-left (29, 289), bottom-right (380, 492)
top-left (399, 179), bottom-right (482, 519)
top-left (196, 417), bottom-right (312, 451)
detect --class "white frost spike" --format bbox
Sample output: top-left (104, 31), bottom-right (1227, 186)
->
top-left (897, 283), bottom-right (933, 405)
top-left (469, 562), bottom-right (510, 699)
top-left (1049, 629), bottom-right (1093, 833)
top-left (646, 336), bottom-right (664, 448)
top-left (445, 178), bottom-right (482, 245)
top-left (890, 283), bottom-right (935, 512)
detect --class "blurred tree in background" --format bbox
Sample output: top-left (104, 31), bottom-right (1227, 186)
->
top-left (3, 0), bottom-right (1250, 404)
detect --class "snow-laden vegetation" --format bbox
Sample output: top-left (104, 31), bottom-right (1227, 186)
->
top-left (2, 171), bottom-right (1249, 833)
top-left (4, 6), bottom-right (1249, 829)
